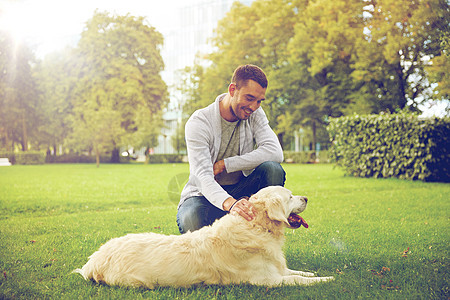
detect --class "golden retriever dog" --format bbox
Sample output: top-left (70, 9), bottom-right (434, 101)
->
top-left (74, 186), bottom-right (334, 288)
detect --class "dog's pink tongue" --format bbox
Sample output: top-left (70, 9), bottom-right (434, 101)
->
top-left (299, 216), bottom-right (308, 228)
top-left (288, 213), bottom-right (309, 229)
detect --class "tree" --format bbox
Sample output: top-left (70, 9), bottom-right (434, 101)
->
top-left (353, 0), bottom-right (450, 111)
top-left (178, 65), bottom-right (205, 118)
top-left (68, 11), bottom-right (168, 165)
top-left (175, 64), bottom-right (205, 153)
top-left (203, 0), bottom-right (300, 147)
top-left (426, 9), bottom-right (450, 106)
top-left (182, 0), bottom-right (449, 151)
top-left (0, 31), bottom-right (15, 150)
top-left (0, 31), bottom-right (40, 151)
top-left (204, 0), bottom-right (359, 149)
top-left (201, 2), bottom-right (261, 107)
top-left (286, 0), bottom-right (366, 150)
top-left (36, 49), bottom-right (75, 156)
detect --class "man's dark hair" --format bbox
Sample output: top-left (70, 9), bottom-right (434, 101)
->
top-left (231, 64), bottom-right (268, 89)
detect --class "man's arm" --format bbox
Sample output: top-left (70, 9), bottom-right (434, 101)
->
top-left (185, 115), bottom-right (231, 210)
top-left (186, 115), bottom-right (256, 220)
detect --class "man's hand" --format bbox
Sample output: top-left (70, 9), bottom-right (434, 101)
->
top-left (223, 197), bottom-right (257, 221)
top-left (213, 160), bottom-right (226, 176)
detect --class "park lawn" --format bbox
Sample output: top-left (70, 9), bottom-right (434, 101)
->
top-left (0, 163), bottom-right (448, 299)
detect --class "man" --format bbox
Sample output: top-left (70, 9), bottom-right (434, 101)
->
top-left (177, 64), bottom-right (285, 234)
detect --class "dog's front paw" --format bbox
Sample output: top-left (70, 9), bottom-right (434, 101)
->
top-left (285, 269), bottom-right (316, 277)
top-left (320, 276), bottom-right (335, 282)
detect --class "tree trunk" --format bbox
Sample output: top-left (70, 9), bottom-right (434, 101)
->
top-left (111, 148), bottom-right (120, 163)
top-left (277, 133), bottom-right (284, 150)
top-left (312, 120), bottom-right (317, 152)
top-left (395, 62), bottom-right (408, 109)
top-left (311, 120), bottom-right (317, 162)
top-left (21, 110), bottom-right (28, 151)
top-left (95, 146), bottom-right (100, 168)
top-left (145, 147), bottom-right (150, 165)
top-left (4, 128), bottom-right (11, 152)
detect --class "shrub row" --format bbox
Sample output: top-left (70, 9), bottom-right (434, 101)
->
top-left (46, 154), bottom-right (185, 164)
top-left (0, 151), bottom-right (333, 165)
top-left (0, 152), bottom-right (45, 165)
top-left (147, 154), bottom-right (185, 164)
top-left (45, 154), bottom-right (119, 164)
top-left (0, 151), bottom-right (16, 164)
top-left (283, 151), bottom-right (330, 163)
top-left (327, 113), bottom-right (449, 182)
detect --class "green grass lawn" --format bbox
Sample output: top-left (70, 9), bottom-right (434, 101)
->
top-left (0, 163), bottom-right (448, 299)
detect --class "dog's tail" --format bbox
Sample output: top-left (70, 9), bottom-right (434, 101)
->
top-left (72, 255), bottom-right (106, 283)
top-left (72, 268), bottom-right (88, 280)
top-left (72, 264), bottom-right (95, 281)
top-left (72, 259), bottom-right (96, 281)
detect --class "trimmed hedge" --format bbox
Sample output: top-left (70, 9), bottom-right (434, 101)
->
top-left (0, 152), bottom-right (45, 165)
top-left (147, 154), bottom-right (185, 164)
top-left (327, 113), bottom-right (449, 182)
top-left (14, 152), bottom-right (45, 165)
top-left (0, 152), bottom-right (15, 164)
top-left (283, 151), bottom-right (330, 163)
top-left (45, 154), bottom-right (115, 164)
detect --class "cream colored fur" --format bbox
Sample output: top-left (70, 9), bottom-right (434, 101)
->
top-left (74, 186), bottom-right (334, 288)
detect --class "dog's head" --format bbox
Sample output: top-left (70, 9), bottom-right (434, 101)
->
top-left (251, 186), bottom-right (308, 229)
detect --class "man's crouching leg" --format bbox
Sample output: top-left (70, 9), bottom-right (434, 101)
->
top-left (177, 196), bottom-right (227, 234)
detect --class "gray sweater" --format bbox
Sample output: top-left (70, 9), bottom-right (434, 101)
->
top-left (179, 93), bottom-right (283, 210)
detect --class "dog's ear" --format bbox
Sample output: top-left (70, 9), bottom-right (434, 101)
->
top-left (266, 194), bottom-right (290, 226)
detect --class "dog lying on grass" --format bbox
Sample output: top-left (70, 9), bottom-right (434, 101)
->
top-left (74, 186), bottom-right (334, 288)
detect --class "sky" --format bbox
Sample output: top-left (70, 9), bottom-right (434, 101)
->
top-left (0, 0), bottom-right (185, 57)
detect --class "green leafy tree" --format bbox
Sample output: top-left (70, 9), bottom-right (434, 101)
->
top-left (286, 0), bottom-right (365, 149)
top-left (68, 11), bottom-right (168, 165)
top-left (175, 64), bottom-right (205, 153)
top-left (426, 25), bottom-right (450, 107)
top-left (353, 0), bottom-right (449, 111)
top-left (36, 49), bottom-right (75, 156)
top-left (204, 0), bottom-right (358, 149)
top-left (202, 0), bottom-right (299, 146)
top-left (0, 31), bottom-right (40, 151)
top-left (180, 0), bottom-right (449, 150)
top-left (0, 31), bottom-right (15, 150)
top-left (202, 2), bottom-right (260, 106)
top-left (178, 65), bottom-right (205, 118)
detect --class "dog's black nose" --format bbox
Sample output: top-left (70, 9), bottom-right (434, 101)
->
top-left (303, 197), bottom-right (308, 203)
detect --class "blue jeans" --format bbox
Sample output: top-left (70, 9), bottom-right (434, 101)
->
top-left (177, 161), bottom-right (286, 234)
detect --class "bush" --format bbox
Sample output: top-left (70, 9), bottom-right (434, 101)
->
top-left (0, 152), bottom-right (15, 164)
top-left (147, 154), bottom-right (184, 164)
top-left (14, 152), bottom-right (45, 165)
top-left (327, 113), bottom-right (449, 182)
top-left (283, 151), bottom-right (330, 163)
top-left (47, 154), bottom-right (98, 163)
top-left (46, 154), bottom-right (129, 164)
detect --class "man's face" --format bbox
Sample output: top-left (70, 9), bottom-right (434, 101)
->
top-left (229, 80), bottom-right (266, 121)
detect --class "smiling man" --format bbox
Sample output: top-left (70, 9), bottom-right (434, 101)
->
top-left (177, 64), bottom-right (285, 234)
